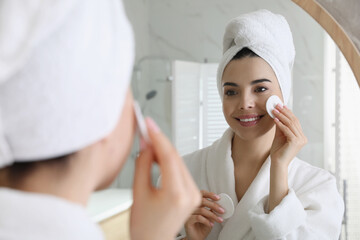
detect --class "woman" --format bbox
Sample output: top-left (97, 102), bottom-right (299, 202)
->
top-left (180, 10), bottom-right (344, 240)
top-left (0, 1), bottom-right (200, 239)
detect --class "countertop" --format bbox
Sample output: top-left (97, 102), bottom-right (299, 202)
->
top-left (87, 188), bottom-right (132, 223)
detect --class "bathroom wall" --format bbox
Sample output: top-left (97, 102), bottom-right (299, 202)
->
top-left (118, 0), bottom-right (326, 188)
top-left (122, 0), bottom-right (149, 61)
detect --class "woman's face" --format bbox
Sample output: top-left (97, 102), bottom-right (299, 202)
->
top-left (96, 88), bottom-right (136, 189)
top-left (221, 56), bottom-right (283, 141)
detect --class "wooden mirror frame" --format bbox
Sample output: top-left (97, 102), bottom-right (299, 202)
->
top-left (292, 0), bottom-right (360, 88)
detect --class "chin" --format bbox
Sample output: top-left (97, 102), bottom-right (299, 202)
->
top-left (95, 159), bottom-right (126, 191)
top-left (95, 174), bottom-right (117, 190)
top-left (232, 129), bottom-right (263, 141)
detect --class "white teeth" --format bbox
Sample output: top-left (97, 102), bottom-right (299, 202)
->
top-left (239, 116), bottom-right (260, 122)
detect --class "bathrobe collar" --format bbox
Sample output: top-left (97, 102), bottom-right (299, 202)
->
top-left (205, 128), bottom-right (271, 239)
top-left (0, 187), bottom-right (103, 239)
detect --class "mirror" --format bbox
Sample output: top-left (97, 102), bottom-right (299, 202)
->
top-left (293, 0), bottom-right (360, 87)
top-left (119, 0), bottom-right (359, 239)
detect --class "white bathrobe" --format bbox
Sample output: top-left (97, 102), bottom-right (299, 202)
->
top-left (0, 188), bottom-right (103, 240)
top-left (179, 128), bottom-right (344, 240)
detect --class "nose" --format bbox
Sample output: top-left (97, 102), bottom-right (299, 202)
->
top-left (237, 92), bottom-right (255, 110)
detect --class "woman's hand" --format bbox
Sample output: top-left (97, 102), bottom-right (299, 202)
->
top-left (268, 104), bottom-right (307, 212)
top-left (270, 104), bottom-right (307, 167)
top-left (184, 190), bottom-right (225, 240)
top-left (130, 118), bottom-right (201, 240)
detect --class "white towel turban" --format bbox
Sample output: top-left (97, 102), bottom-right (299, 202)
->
top-left (217, 9), bottom-right (295, 104)
top-left (0, 0), bottom-right (134, 168)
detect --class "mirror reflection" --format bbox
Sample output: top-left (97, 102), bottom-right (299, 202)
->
top-left (119, 0), bottom-right (359, 239)
top-left (0, 0), bottom-right (358, 239)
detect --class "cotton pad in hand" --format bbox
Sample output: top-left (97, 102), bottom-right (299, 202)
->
top-left (266, 95), bottom-right (283, 119)
top-left (133, 101), bottom-right (151, 144)
top-left (215, 193), bottom-right (234, 219)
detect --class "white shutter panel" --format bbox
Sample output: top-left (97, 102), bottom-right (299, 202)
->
top-left (201, 63), bottom-right (228, 148)
top-left (172, 60), bottom-right (201, 156)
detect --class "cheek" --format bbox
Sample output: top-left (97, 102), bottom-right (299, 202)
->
top-left (222, 100), bottom-right (233, 117)
top-left (259, 95), bottom-right (269, 110)
top-left (110, 93), bottom-right (136, 170)
top-left (97, 91), bottom-right (137, 190)
top-left (270, 83), bottom-right (284, 102)
top-left (115, 97), bottom-right (136, 162)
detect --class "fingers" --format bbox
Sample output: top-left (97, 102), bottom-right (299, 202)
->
top-left (272, 105), bottom-right (307, 146)
top-left (282, 106), bottom-right (307, 144)
top-left (193, 190), bottom-right (225, 223)
top-left (133, 147), bottom-right (154, 199)
top-left (144, 117), bottom-right (201, 209)
top-left (193, 207), bottom-right (224, 223)
top-left (272, 105), bottom-right (301, 137)
top-left (145, 118), bottom-right (198, 191)
top-left (200, 191), bottom-right (224, 214)
top-left (274, 117), bottom-right (297, 142)
top-left (145, 118), bottom-right (184, 189)
top-left (193, 208), bottom-right (224, 223)
top-left (201, 198), bottom-right (224, 214)
top-left (281, 105), bottom-right (304, 134)
top-left (187, 215), bottom-right (214, 228)
top-left (201, 190), bottom-right (220, 201)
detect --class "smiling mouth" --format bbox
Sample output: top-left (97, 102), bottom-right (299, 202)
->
top-left (234, 115), bottom-right (265, 126)
top-left (235, 115), bottom-right (264, 122)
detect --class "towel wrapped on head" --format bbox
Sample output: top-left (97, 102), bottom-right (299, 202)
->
top-left (0, 0), bottom-right (134, 168)
top-left (217, 9), bottom-right (295, 104)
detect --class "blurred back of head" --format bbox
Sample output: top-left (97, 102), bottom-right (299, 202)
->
top-left (0, 0), bottom-right (134, 168)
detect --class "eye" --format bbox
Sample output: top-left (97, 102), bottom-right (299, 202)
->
top-left (254, 86), bottom-right (267, 93)
top-left (224, 89), bottom-right (237, 96)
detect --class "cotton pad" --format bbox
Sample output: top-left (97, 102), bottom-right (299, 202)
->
top-left (133, 101), bottom-right (151, 144)
top-left (266, 95), bottom-right (283, 119)
top-left (215, 193), bottom-right (234, 219)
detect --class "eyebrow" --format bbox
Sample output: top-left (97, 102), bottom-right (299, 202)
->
top-left (222, 78), bottom-right (272, 87)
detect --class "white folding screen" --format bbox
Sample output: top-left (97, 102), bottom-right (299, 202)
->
top-left (172, 61), bottom-right (201, 156)
top-left (172, 60), bottom-right (228, 156)
top-left (201, 63), bottom-right (228, 148)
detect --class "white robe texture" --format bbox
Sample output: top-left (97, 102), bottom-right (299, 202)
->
top-left (180, 128), bottom-right (344, 240)
top-left (0, 187), bottom-right (103, 240)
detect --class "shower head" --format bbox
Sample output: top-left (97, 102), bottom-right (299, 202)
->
top-left (146, 90), bottom-right (157, 100)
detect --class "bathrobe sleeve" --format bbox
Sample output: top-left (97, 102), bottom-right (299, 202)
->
top-left (248, 165), bottom-right (344, 240)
